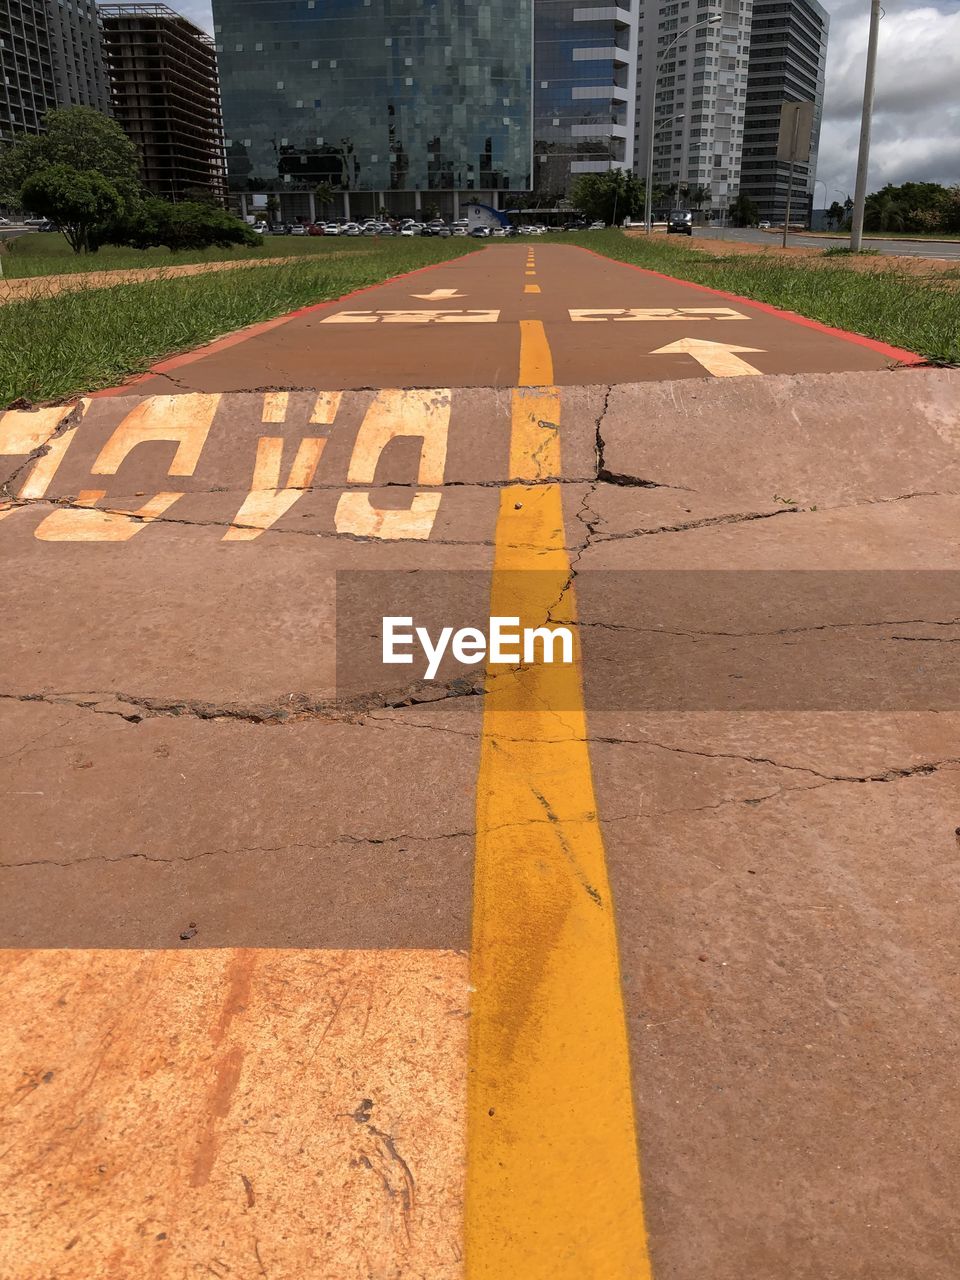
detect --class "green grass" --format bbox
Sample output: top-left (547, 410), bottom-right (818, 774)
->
top-left (0, 239), bottom-right (478, 405)
top-left (566, 230), bottom-right (960, 364)
top-left (0, 229), bottom-right (401, 278)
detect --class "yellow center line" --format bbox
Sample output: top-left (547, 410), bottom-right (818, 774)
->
top-left (524, 284), bottom-right (541, 294)
top-left (465, 321), bottom-right (652, 1275)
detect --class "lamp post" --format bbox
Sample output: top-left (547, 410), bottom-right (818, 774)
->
top-left (644, 12), bottom-right (722, 234)
top-left (850, 0), bottom-right (882, 251)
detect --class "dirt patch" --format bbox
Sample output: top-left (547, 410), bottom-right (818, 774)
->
top-left (0, 251), bottom-right (377, 305)
top-left (623, 228), bottom-right (958, 279)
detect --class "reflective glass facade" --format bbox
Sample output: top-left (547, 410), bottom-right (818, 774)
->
top-left (212, 0), bottom-right (533, 197)
top-left (533, 1), bottom-right (636, 197)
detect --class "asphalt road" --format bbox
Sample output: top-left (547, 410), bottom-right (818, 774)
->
top-left (2, 243), bottom-right (959, 1280)
top-left (697, 224), bottom-right (960, 260)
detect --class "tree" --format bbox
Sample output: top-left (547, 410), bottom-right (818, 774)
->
top-left (689, 184), bottom-right (712, 212)
top-left (569, 169), bottom-right (645, 225)
top-left (314, 182), bottom-right (335, 216)
top-left (729, 192), bottom-right (759, 227)
top-left (0, 107), bottom-right (140, 208)
top-left (20, 165), bottom-right (123, 253)
top-left (265, 194), bottom-right (280, 225)
top-left (109, 197), bottom-right (260, 251)
top-left (827, 200), bottom-right (846, 230)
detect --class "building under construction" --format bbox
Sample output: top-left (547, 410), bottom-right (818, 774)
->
top-left (100, 2), bottom-right (226, 203)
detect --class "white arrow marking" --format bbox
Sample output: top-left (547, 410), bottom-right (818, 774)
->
top-left (651, 338), bottom-right (765, 377)
top-left (411, 288), bottom-right (465, 300)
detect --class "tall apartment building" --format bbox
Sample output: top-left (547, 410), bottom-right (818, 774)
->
top-left (1, 0), bottom-right (56, 145)
top-left (633, 0), bottom-right (755, 218)
top-left (211, 0), bottom-right (532, 222)
top-left (532, 0), bottom-right (639, 198)
top-left (100, 2), bottom-right (226, 202)
top-left (739, 0), bottom-right (828, 223)
top-left (1, 0), bottom-right (108, 149)
top-left (46, 0), bottom-right (111, 111)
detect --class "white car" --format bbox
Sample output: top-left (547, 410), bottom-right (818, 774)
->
top-left (451, 226), bottom-right (469, 236)
top-left (588, 221), bottom-right (605, 230)
top-left (252, 220), bottom-right (268, 234)
top-left (490, 227), bottom-right (507, 237)
top-left (758, 220), bottom-right (771, 230)
top-left (344, 223), bottom-right (362, 236)
top-left (323, 223), bottom-right (341, 235)
top-left (290, 224), bottom-right (307, 236)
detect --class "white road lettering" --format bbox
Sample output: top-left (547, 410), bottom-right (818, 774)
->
top-left (569, 307), bottom-right (748, 322)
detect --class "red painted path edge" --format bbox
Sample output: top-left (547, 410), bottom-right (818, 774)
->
top-left (89, 241), bottom-right (927, 398)
top-left (577, 245), bottom-right (926, 366)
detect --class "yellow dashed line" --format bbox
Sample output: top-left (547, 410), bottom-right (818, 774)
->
top-left (465, 322), bottom-right (652, 1276)
top-left (524, 284), bottom-right (541, 294)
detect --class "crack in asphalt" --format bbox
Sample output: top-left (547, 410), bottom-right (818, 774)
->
top-left (0, 679), bottom-right (486, 725)
top-left (577, 616), bottom-right (960, 638)
top-left (0, 401), bottom-right (85, 502)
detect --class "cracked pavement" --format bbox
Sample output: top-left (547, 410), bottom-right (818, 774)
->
top-left (2, 244), bottom-right (960, 1279)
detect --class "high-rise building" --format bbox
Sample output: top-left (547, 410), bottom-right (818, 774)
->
top-left (739, 0), bottom-right (828, 224)
top-left (211, 0), bottom-right (533, 221)
top-left (46, 0), bottom-right (111, 112)
top-left (0, 0), bottom-right (57, 146)
top-left (532, 0), bottom-right (639, 199)
top-left (100, 2), bottom-right (227, 202)
top-left (634, 0), bottom-right (754, 220)
top-left (1, 0), bottom-right (109, 149)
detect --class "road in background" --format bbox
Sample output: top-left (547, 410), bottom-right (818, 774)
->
top-left (697, 224), bottom-right (960, 260)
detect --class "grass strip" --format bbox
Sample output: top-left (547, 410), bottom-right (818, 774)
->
top-left (0, 239), bottom-right (478, 405)
top-left (0, 230), bottom-right (415, 278)
top-left (574, 230), bottom-right (960, 364)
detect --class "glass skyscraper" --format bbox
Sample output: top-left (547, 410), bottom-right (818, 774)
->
top-left (532, 1), bottom-right (638, 199)
top-left (212, 0), bottom-right (533, 217)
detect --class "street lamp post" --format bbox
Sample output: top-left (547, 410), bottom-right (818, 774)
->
top-left (644, 12), bottom-right (722, 234)
top-left (850, 0), bottom-right (882, 251)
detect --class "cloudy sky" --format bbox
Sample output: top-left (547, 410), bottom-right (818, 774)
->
top-left (180, 0), bottom-right (960, 203)
top-left (817, 0), bottom-right (960, 202)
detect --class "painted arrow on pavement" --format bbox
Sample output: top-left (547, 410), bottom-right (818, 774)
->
top-left (652, 338), bottom-right (765, 377)
top-left (411, 288), bottom-right (465, 300)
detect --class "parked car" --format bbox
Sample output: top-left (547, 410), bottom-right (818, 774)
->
top-left (667, 210), bottom-right (693, 236)
top-left (399, 223), bottom-right (419, 236)
top-left (37, 220), bottom-right (57, 232)
top-left (435, 226), bottom-right (452, 237)
top-left (23, 217), bottom-right (46, 227)
top-left (252, 220), bottom-right (268, 234)
top-left (470, 226), bottom-right (490, 238)
top-left (758, 220), bottom-right (771, 230)
top-left (588, 220), bottom-right (606, 230)
top-left (0, 217), bottom-right (11, 227)
top-left (323, 223), bottom-right (341, 235)
top-left (452, 225), bottom-right (469, 236)
top-left (290, 223), bottom-right (307, 236)
top-left (343, 222), bottom-right (362, 236)
top-left (490, 226), bottom-right (508, 237)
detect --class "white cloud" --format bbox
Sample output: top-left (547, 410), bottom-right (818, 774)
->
top-left (817, 0), bottom-right (960, 200)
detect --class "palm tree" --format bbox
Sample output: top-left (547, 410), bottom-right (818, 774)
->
top-left (689, 184), bottom-right (712, 211)
top-left (314, 182), bottom-right (335, 217)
